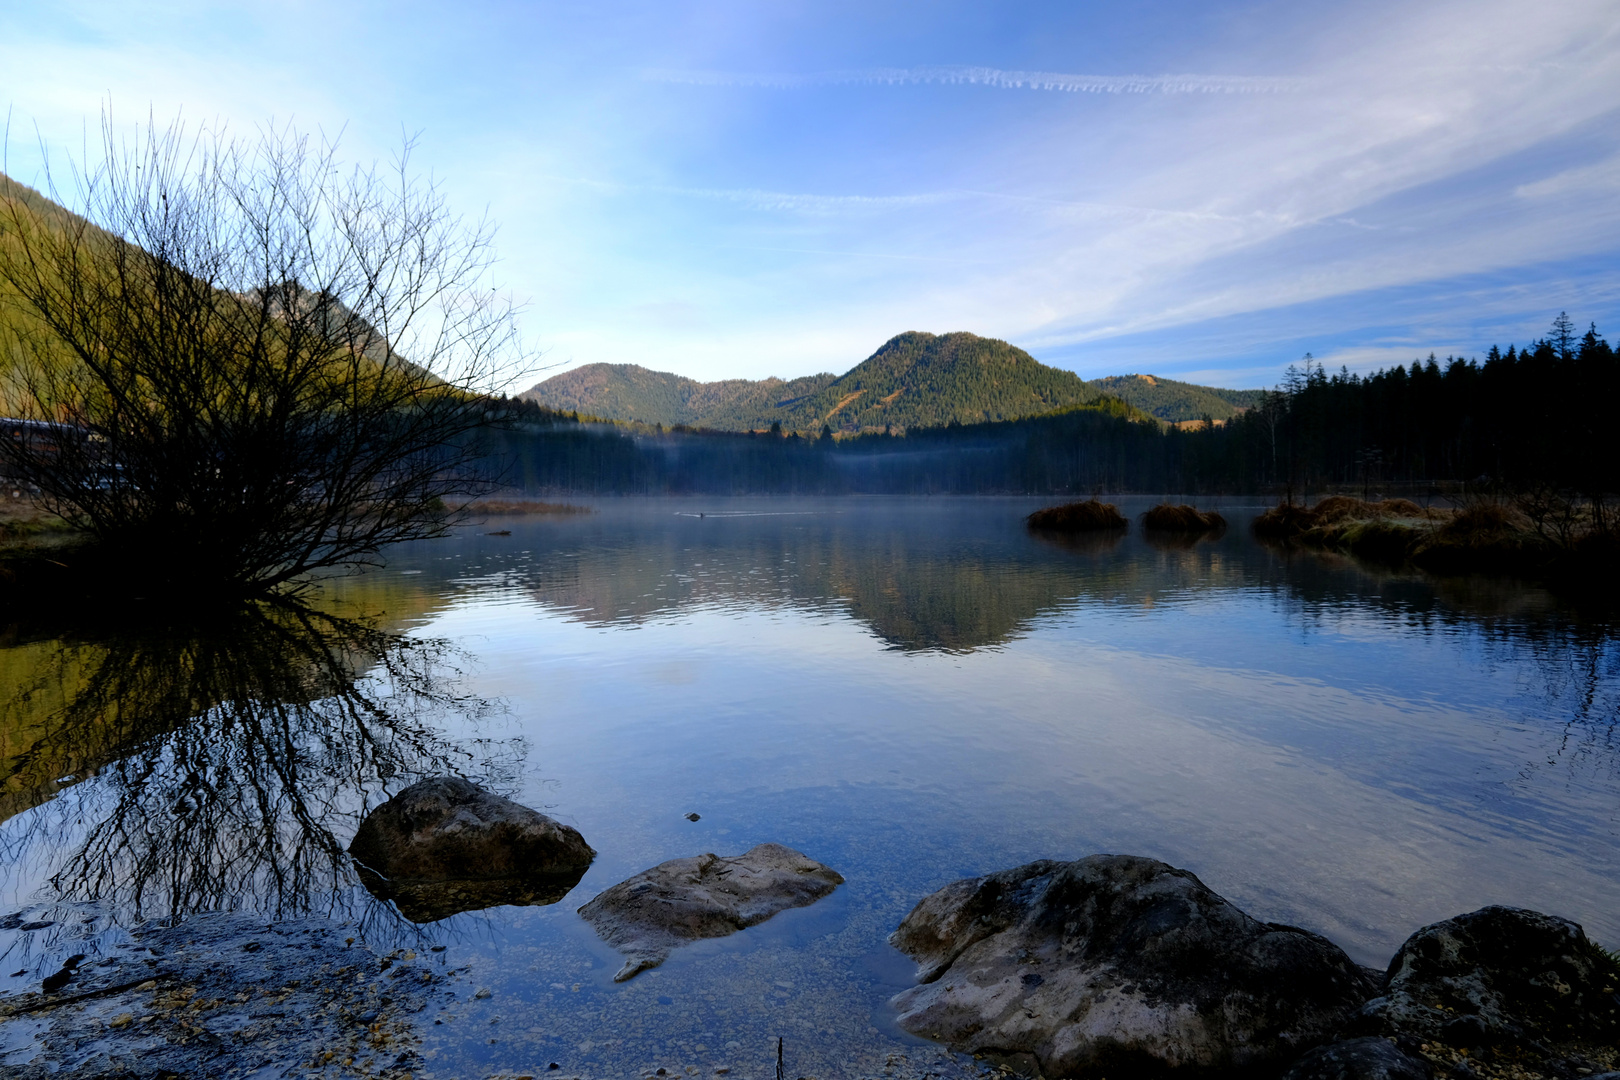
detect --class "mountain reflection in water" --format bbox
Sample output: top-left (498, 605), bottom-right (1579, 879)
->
top-left (0, 602), bottom-right (496, 925)
top-left (1, 497), bottom-right (1617, 1080)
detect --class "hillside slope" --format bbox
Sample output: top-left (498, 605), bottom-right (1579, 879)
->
top-left (525, 363), bottom-right (836, 428)
top-left (1090, 374), bottom-right (1265, 422)
top-left (1, 173), bottom-right (111, 415)
top-left (777, 331), bottom-right (1101, 432)
top-left (523, 332), bottom-right (1107, 433)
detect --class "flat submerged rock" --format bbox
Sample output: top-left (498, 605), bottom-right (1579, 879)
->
top-left (578, 842), bottom-right (844, 981)
top-left (0, 910), bottom-right (450, 1079)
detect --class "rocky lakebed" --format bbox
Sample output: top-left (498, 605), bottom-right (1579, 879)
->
top-left (2, 778), bottom-right (1616, 1080)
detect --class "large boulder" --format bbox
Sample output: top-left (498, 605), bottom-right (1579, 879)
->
top-left (888, 855), bottom-right (1379, 1077)
top-left (578, 842), bottom-right (843, 981)
top-left (349, 777), bottom-right (594, 922)
top-left (1357, 906), bottom-right (1620, 1075)
top-left (1280, 1038), bottom-right (1432, 1080)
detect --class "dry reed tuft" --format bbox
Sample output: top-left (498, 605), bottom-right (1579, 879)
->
top-left (1251, 502), bottom-right (1318, 538)
top-left (467, 500), bottom-right (594, 516)
top-left (1026, 499), bottom-right (1128, 532)
top-left (1254, 496), bottom-right (1438, 539)
top-left (1308, 495), bottom-right (1376, 524)
top-left (1142, 503), bottom-right (1226, 533)
top-left (1441, 502), bottom-right (1518, 537)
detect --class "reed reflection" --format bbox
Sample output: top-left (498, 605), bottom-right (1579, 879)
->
top-left (0, 602), bottom-right (491, 924)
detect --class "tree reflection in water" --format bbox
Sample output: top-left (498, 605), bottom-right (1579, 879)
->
top-left (0, 601), bottom-right (499, 926)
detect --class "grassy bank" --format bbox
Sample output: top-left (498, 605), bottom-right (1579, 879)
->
top-left (465, 499), bottom-right (594, 516)
top-left (0, 495), bottom-right (72, 546)
top-left (1252, 495), bottom-right (1618, 581)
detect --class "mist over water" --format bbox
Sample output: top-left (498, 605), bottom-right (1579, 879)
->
top-left (3, 496), bottom-right (1617, 1077)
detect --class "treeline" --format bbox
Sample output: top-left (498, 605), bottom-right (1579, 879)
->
top-left (484, 398), bottom-right (1171, 495)
top-left (1173, 313), bottom-right (1618, 497)
top-left (481, 314), bottom-right (1617, 497)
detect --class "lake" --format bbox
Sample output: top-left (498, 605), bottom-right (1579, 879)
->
top-left (3, 496), bottom-right (1617, 1079)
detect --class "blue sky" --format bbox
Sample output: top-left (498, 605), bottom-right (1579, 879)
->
top-left (3, 0), bottom-right (1618, 390)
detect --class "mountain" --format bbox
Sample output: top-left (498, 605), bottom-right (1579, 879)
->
top-left (775, 331), bottom-right (1104, 432)
top-left (522, 334), bottom-right (1268, 433)
top-left (524, 364), bottom-right (837, 429)
top-left (523, 332), bottom-right (1107, 433)
top-left (1089, 374), bottom-right (1265, 423)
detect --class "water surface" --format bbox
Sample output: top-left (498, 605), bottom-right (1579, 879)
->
top-left (3, 496), bottom-right (1617, 1078)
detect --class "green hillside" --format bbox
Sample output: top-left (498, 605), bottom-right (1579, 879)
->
top-left (778, 332), bottom-right (1102, 432)
top-left (1, 172), bottom-right (110, 415)
top-left (1090, 374), bottom-right (1265, 423)
top-left (524, 332), bottom-right (1108, 434)
top-left (523, 335), bottom-right (1267, 433)
top-left (525, 363), bottom-right (836, 429)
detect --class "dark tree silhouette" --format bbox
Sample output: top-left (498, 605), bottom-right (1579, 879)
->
top-left (0, 113), bottom-right (527, 591)
top-left (0, 601), bottom-right (491, 923)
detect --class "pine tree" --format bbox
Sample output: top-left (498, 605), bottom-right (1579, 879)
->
top-left (1549, 311), bottom-right (1577, 360)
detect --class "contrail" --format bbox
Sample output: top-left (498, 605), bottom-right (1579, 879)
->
top-left (536, 174), bottom-right (963, 214)
top-left (644, 66), bottom-right (1301, 94)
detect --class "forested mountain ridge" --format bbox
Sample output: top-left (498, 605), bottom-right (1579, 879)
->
top-left (524, 332), bottom-right (1126, 433)
top-left (523, 363), bottom-right (837, 429)
top-left (779, 331), bottom-right (1102, 432)
top-left (1090, 374), bottom-right (1265, 422)
top-left (522, 333), bottom-right (1267, 432)
top-left (492, 315), bottom-right (1618, 500)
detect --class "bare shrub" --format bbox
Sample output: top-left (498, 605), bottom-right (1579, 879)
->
top-left (0, 113), bottom-right (528, 592)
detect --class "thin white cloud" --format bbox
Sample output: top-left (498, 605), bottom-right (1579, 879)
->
top-left (538, 173), bottom-right (1292, 227)
top-left (1515, 154), bottom-right (1620, 199)
top-left (644, 66), bottom-right (1303, 95)
top-left (669, 184), bottom-right (959, 214)
top-left (536, 173), bottom-right (962, 214)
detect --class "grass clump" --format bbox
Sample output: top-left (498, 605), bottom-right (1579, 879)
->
top-left (1252, 497), bottom-right (1439, 540)
top-left (1026, 498), bottom-right (1128, 532)
top-left (1251, 502), bottom-right (1319, 538)
top-left (1251, 495), bottom-right (1575, 575)
top-left (1411, 501), bottom-right (1545, 574)
top-left (1142, 503), bottom-right (1226, 533)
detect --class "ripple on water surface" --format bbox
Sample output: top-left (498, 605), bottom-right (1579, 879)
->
top-left (2, 496), bottom-right (1617, 1077)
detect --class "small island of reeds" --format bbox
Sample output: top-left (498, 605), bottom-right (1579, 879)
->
top-left (1026, 499), bottom-right (1129, 532)
top-left (1250, 494), bottom-right (1620, 581)
top-left (1142, 503), bottom-right (1226, 533)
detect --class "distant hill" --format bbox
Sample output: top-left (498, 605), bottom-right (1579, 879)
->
top-left (524, 332), bottom-right (1108, 433)
top-left (776, 332), bottom-right (1104, 432)
top-left (524, 364), bottom-right (837, 429)
top-left (1090, 374), bottom-right (1265, 423)
top-left (523, 336), bottom-right (1264, 432)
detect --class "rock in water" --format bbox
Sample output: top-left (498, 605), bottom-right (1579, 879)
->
top-left (578, 843), bottom-right (843, 981)
top-left (889, 854), bottom-right (1378, 1077)
top-left (1281, 1038), bottom-right (1433, 1080)
top-left (349, 777), bottom-right (594, 922)
top-left (1358, 905), bottom-right (1620, 1071)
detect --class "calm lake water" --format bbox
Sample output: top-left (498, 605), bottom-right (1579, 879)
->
top-left (3, 496), bottom-right (1618, 1078)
